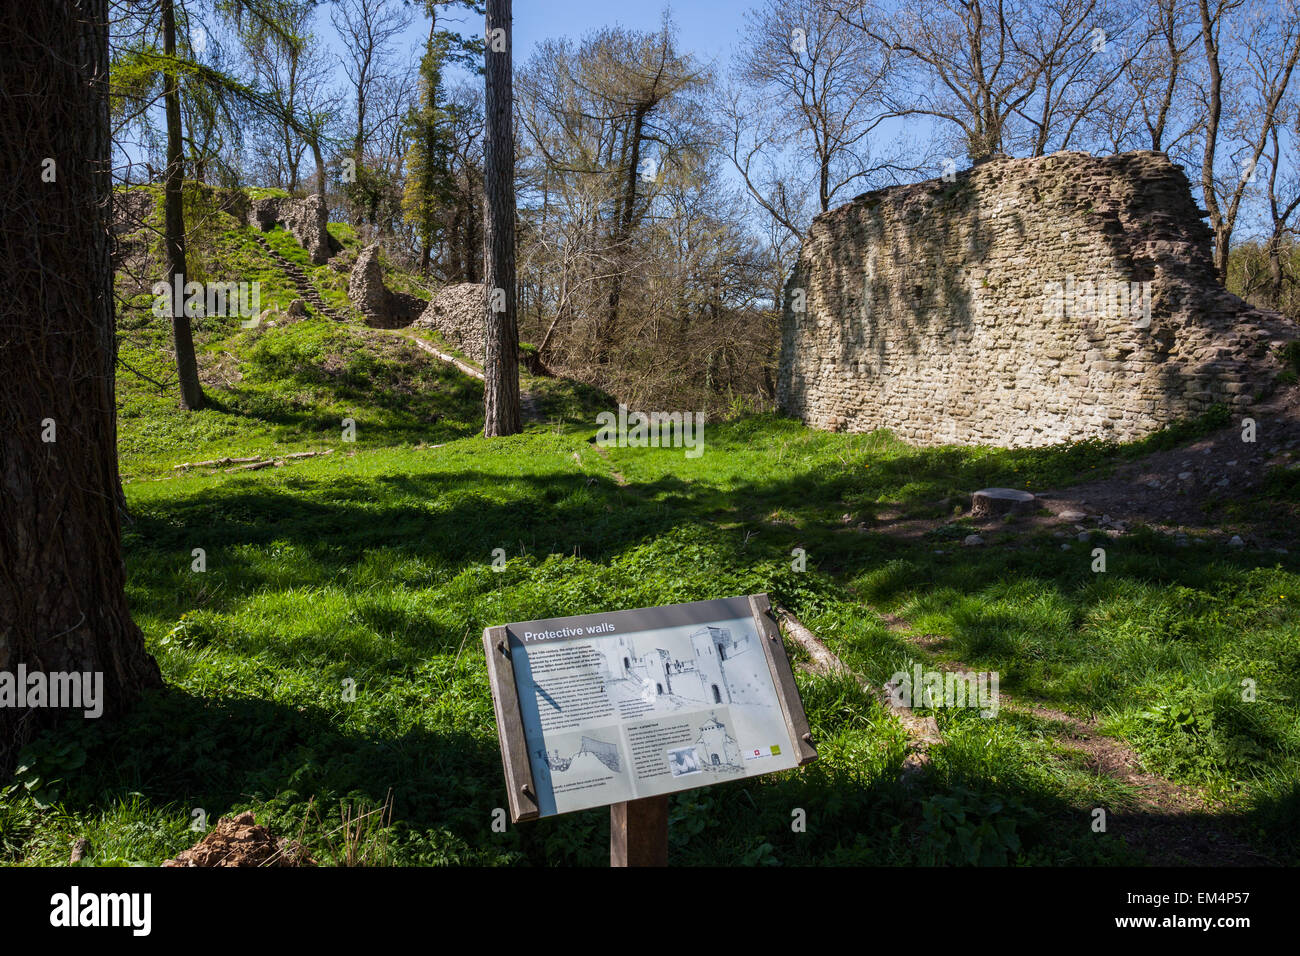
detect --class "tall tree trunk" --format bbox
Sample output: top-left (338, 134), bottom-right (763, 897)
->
top-left (464, 176), bottom-right (481, 282)
top-left (483, 0), bottom-right (520, 436)
top-left (448, 206), bottom-right (463, 280)
top-left (1198, 0), bottom-right (1229, 283)
top-left (286, 121), bottom-right (299, 194)
top-left (162, 0), bottom-right (204, 409)
top-left (310, 135), bottom-right (327, 198)
top-left (1266, 232), bottom-right (1286, 309)
top-left (0, 0), bottom-right (164, 776)
top-left (598, 109), bottom-right (646, 365)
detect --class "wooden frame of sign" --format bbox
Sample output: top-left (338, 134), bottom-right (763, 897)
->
top-left (482, 593), bottom-right (817, 832)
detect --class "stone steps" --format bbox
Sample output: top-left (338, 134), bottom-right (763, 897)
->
top-left (248, 233), bottom-right (345, 321)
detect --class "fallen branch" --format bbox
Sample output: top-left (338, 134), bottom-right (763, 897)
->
top-left (176, 449), bottom-right (333, 472)
top-left (404, 333), bottom-right (484, 380)
top-left (282, 449), bottom-right (333, 461)
top-left (774, 603), bottom-right (943, 784)
top-left (227, 459), bottom-right (277, 472)
top-left (773, 605), bottom-right (848, 677)
top-left (173, 456), bottom-right (261, 470)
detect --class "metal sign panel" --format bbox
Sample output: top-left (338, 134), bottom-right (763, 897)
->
top-left (484, 594), bottom-right (816, 821)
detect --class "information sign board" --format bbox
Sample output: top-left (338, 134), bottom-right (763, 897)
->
top-left (483, 594), bottom-right (817, 821)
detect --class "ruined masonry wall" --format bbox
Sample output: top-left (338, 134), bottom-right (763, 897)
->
top-left (777, 150), bottom-right (1293, 447)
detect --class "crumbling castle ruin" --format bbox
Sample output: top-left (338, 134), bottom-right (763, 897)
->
top-left (777, 151), bottom-right (1295, 447)
top-left (247, 194), bottom-right (337, 265)
top-left (413, 282), bottom-right (487, 360)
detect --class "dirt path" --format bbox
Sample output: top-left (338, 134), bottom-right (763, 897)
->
top-left (581, 397), bottom-right (1280, 863)
top-left (590, 444), bottom-right (628, 486)
top-left (872, 610), bottom-right (1275, 865)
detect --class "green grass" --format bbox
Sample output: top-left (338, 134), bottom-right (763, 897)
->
top-left (114, 319), bottom-right (484, 480)
top-left (5, 393), bottom-right (1297, 864)
top-left (8, 189), bottom-right (1296, 866)
top-left (259, 225), bottom-right (358, 316)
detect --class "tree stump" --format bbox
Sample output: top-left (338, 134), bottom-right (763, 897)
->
top-left (971, 488), bottom-right (1036, 519)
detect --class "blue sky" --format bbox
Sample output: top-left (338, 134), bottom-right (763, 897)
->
top-left (327, 1), bottom-right (753, 78)
top-left (193, 0), bottom-right (1286, 242)
top-left (510, 1), bottom-right (746, 66)
top-left (303, 0), bottom-right (935, 216)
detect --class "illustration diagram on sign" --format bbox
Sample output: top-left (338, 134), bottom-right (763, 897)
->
top-left (694, 713), bottom-right (744, 774)
top-left (537, 734), bottom-right (622, 774)
top-left (600, 621), bottom-right (773, 715)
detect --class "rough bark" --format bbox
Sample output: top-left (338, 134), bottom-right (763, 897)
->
top-left (311, 138), bottom-right (326, 196)
top-left (162, 0), bottom-right (204, 409)
top-left (482, 0), bottom-right (521, 437)
top-left (598, 108), bottom-right (647, 364)
top-left (463, 169), bottom-right (482, 282)
top-left (0, 0), bottom-right (164, 776)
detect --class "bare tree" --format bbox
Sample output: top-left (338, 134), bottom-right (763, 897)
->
top-left (443, 81), bottom-right (485, 283)
top-left (518, 23), bottom-right (707, 364)
top-left (835, 0), bottom-right (1044, 160)
top-left (1114, 0), bottom-right (1203, 152)
top-left (240, 2), bottom-right (336, 194)
top-left (1197, 0), bottom-right (1300, 280)
top-left (161, 0), bottom-right (204, 409)
top-left (516, 29), bottom-right (778, 410)
top-left (483, 0), bottom-right (520, 436)
top-left (1008, 0), bottom-right (1145, 156)
top-left (723, 0), bottom-right (909, 245)
top-left (835, 0), bottom-right (1145, 160)
top-left (332, 0), bottom-right (413, 224)
top-left (1259, 105), bottom-right (1300, 309)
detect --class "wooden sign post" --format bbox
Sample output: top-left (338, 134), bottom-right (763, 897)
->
top-left (484, 594), bottom-right (816, 866)
top-left (610, 795), bottom-right (669, 867)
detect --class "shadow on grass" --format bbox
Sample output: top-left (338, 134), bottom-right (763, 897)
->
top-left (45, 685), bottom-right (1168, 865)
top-left (107, 445), bottom-right (1299, 864)
top-left (198, 363), bottom-right (484, 447)
top-left (53, 685), bottom-right (504, 861)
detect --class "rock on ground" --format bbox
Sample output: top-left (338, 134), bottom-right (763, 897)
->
top-left (348, 244), bottom-right (388, 322)
top-left (971, 487), bottom-right (1036, 519)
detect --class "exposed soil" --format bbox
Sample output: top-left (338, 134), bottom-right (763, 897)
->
top-left (1030, 384), bottom-right (1300, 547)
top-left (867, 384), bottom-right (1300, 552)
top-left (162, 811), bottom-right (314, 867)
top-left (1007, 700), bottom-right (1272, 865)
top-left (591, 443), bottom-right (628, 485)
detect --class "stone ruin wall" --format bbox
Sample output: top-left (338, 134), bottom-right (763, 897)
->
top-left (347, 243), bottom-right (427, 328)
top-left (414, 283), bottom-right (487, 362)
top-left (248, 194), bottom-right (337, 264)
top-left (777, 150), bottom-right (1295, 448)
